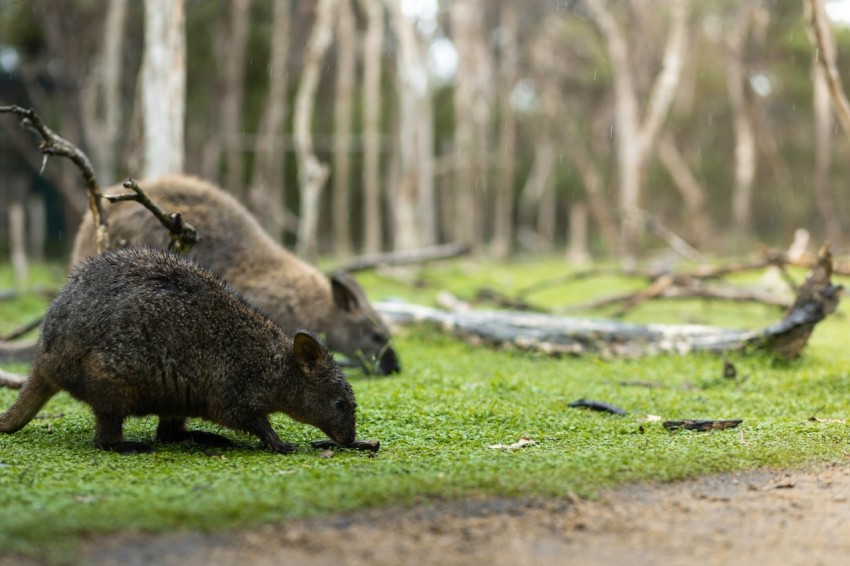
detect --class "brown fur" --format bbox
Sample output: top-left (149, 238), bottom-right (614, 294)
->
top-left (72, 175), bottom-right (399, 375)
top-left (0, 248), bottom-right (357, 454)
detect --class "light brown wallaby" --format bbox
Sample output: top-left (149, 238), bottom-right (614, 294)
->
top-left (72, 175), bottom-right (400, 375)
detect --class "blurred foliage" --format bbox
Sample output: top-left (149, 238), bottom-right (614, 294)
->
top-left (1, 1), bottom-right (850, 257)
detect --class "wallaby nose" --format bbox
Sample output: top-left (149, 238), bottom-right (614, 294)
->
top-left (377, 347), bottom-right (401, 375)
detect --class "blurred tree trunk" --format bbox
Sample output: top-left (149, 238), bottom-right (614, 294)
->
top-left (415, 58), bottom-right (437, 248)
top-left (142, 0), bottom-right (186, 177)
top-left (561, 120), bottom-right (619, 254)
top-left (387, 0), bottom-right (435, 251)
top-left (807, 0), bottom-right (842, 242)
top-left (22, 4), bottom-right (96, 228)
top-left (294, 0), bottom-right (337, 260)
top-left (812, 61), bottom-right (841, 241)
top-left (26, 193), bottom-right (47, 263)
top-left (27, 193), bottom-right (46, 263)
top-left (491, 0), bottom-right (518, 258)
top-left (518, 140), bottom-right (556, 251)
top-left (566, 202), bottom-right (592, 266)
top-left (657, 131), bottom-right (709, 246)
top-left (81, 0), bottom-right (128, 185)
top-left (586, 0), bottom-right (689, 267)
top-left (222, 0), bottom-right (251, 198)
top-left (333, 0), bottom-right (356, 256)
top-left (7, 175), bottom-right (28, 291)
top-left (806, 0), bottom-right (850, 136)
top-left (451, 0), bottom-right (492, 248)
top-left (360, 0), bottom-right (385, 253)
top-left (725, 0), bottom-right (757, 245)
top-left (250, 0), bottom-right (292, 239)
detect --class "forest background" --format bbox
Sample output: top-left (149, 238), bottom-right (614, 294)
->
top-left (0, 0), bottom-right (848, 268)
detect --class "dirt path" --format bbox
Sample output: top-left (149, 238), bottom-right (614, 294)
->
top-left (15, 463), bottom-right (850, 565)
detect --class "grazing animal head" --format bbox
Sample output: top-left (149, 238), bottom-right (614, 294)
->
top-left (289, 330), bottom-right (357, 446)
top-left (324, 272), bottom-right (401, 376)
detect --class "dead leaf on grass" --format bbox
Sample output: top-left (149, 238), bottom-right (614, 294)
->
top-left (488, 437), bottom-right (537, 450)
top-left (808, 416), bottom-right (847, 424)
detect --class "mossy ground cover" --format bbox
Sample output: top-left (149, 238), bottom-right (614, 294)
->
top-left (1, 258), bottom-right (849, 560)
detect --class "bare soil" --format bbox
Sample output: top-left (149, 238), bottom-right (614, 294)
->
top-left (9, 463), bottom-right (850, 565)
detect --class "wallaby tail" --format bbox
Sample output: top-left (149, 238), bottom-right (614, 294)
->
top-left (0, 369), bottom-right (57, 433)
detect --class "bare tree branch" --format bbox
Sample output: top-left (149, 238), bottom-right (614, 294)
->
top-left (805, 0), bottom-right (850, 138)
top-left (0, 105), bottom-right (110, 252)
top-left (105, 178), bottom-right (199, 253)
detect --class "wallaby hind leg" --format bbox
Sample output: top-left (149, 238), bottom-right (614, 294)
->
top-left (156, 417), bottom-right (233, 448)
top-left (0, 368), bottom-right (59, 433)
top-left (94, 412), bottom-right (153, 454)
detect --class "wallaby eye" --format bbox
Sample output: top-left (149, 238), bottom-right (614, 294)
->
top-left (369, 332), bottom-right (385, 344)
top-left (335, 399), bottom-right (347, 411)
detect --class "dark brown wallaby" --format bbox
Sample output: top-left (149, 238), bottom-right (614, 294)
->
top-left (71, 175), bottom-right (400, 375)
top-left (0, 248), bottom-right (357, 454)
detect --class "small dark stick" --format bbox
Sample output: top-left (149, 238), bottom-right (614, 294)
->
top-left (663, 419), bottom-right (743, 431)
top-left (311, 439), bottom-right (381, 452)
top-left (567, 399), bottom-right (628, 415)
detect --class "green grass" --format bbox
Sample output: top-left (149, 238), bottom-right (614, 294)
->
top-left (2, 257), bottom-right (850, 560)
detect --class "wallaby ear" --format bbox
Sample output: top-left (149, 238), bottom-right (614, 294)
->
top-left (331, 272), bottom-right (363, 313)
top-left (293, 331), bottom-right (328, 375)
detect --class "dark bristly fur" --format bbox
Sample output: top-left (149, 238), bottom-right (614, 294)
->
top-left (72, 175), bottom-right (400, 375)
top-left (0, 248), bottom-right (357, 454)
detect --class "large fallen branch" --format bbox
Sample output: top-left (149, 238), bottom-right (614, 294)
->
top-left (0, 368), bottom-right (26, 389)
top-left (376, 245), bottom-right (841, 360)
top-left (0, 340), bottom-right (37, 364)
top-left (333, 242), bottom-right (471, 273)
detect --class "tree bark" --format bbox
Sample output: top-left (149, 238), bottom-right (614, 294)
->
top-left (387, 0), bottom-right (435, 251)
top-left (222, 0), bottom-right (251, 198)
top-left (82, 0), bottom-right (128, 185)
top-left (249, 0), bottom-right (292, 239)
top-left (567, 202), bottom-right (592, 266)
top-left (142, 0), bottom-right (186, 177)
top-left (360, 0), bottom-right (385, 254)
top-left (8, 192), bottom-right (27, 292)
top-left (491, 0), bottom-right (518, 259)
top-left (333, 0), bottom-right (357, 256)
top-left (725, 0), bottom-right (758, 244)
top-left (806, 0), bottom-right (842, 242)
top-left (451, 0), bottom-right (492, 248)
top-left (585, 0), bottom-right (689, 266)
top-left (294, 0), bottom-right (338, 260)
top-left (806, 0), bottom-right (850, 137)
top-left (26, 193), bottom-right (47, 263)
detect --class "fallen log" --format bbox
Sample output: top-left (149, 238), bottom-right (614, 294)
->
top-left (0, 339), bottom-right (37, 364)
top-left (376, 245), bottom-right (841, 360)
top-left (0, 368), bottom-right (26, 389)
top-left (332, 242), bottom-right (471, 273)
